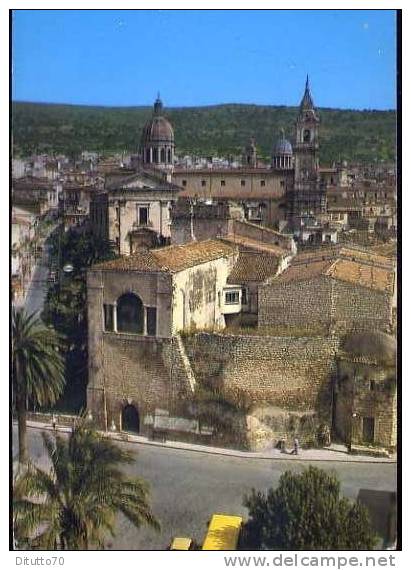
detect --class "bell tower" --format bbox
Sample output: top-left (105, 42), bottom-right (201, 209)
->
top-left (294, 75), bottom-right (320, 184)
top-left (289, 76), bottom-right (326, 226)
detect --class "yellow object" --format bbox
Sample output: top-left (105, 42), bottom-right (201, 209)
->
top-left (202, 514), bottom-right (243, 550)
top-left (170, 537), bottom-right (193, 550)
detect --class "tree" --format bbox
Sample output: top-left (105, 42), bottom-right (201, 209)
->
top-left (13, 426), bottom-right (160, 549)
top-left (12, 308), bottom-right (65, 464)
top-left (242, 466), bottom-right (377, 550)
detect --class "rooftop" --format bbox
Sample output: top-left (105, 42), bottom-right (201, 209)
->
top-left (227, 252), bottom-right (280, 283)
top-left (92, 239), bottom-right (237, 273)
top-left (293, 244), bottom-right (394, 269)
top-left (271, 257), bottom-right (394, 293)
top-left (221, 234), bottom-right (288, 257)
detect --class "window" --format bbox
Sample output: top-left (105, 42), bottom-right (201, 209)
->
top-left (241, 288), bottom-right (248, 305)
top-left (146, 307), bottom-right (157, 336)
top-left (103, 304), bottom-right (114, 332)
top-left (260, 180), bottom-right (266, 187)
top-left (280, 180), bottom-right (285, 188)
top-left (138, 207), bottom-right (148, 226)
top-left (221, 180), bottom-right (226, 187)
top-left (225, 291), bottom-right (240, 305)
top-left (201, 180), bottom-right (206, 187)
top-left (182, 180), bottom-right (187, 187)
top-left (240, 180), bottom-right (246, 187)
top-left (117, 293), bottom-right (144, 334)
top-left (303, 129), bottom-right (311, 143)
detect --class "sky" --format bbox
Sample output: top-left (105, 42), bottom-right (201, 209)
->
top-left (12, 9), bottom-right (397, 110)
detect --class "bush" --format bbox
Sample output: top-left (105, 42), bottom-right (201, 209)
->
top-left (242, 466), bottom-right (378, 550)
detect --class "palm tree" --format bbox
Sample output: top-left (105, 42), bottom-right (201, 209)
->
top-left (13, 426), bottom-right (160, 549)
top-left (12, 307), bottom-right (65, 464)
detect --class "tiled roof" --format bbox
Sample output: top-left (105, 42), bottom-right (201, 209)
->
top-left (293, 245), bottom-right (393, 269)
top-left (325, 259), bottom-right (394, 293)
top-left (227, 252), bottom-right (279, 283)
top-left (91, 251), bottom-right (165, 272)
top-left (271, 257), bottom-right (393, 293)
top-left (92, 239), bottom-right (237, 273)
top-left (221, 234), bottom-right (288, 257)
top-left (273, 260), bottom-right (332, 284)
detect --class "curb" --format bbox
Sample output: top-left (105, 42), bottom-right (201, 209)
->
top-left (21, 421), bottom-right (397, 465)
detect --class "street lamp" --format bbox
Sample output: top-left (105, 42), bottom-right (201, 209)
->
top-left (348, 412), bottom-right (358, 453)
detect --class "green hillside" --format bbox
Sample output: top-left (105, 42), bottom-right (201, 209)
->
top-left (12, 101), bottom-right (396, 165)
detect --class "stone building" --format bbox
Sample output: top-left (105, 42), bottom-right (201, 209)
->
top-left (87, 239), bottom-right (242, 430)
top-left (90, 169), bottom-right (181, 254)
top-left (173, 166), bottom-right (291, 227)
top-left (333, 332), bottom-right (397, 450)
top-left (258, 245), bottom-right (395, 334)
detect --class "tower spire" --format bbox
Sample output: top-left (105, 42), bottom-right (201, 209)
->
top-left (299, 75), bottom-right (315, 112)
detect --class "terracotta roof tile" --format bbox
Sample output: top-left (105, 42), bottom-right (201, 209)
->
top-left (92, 239), bottom-right (237, 273)
top-left (325, 259), bottom-right (394, 293)
top-left (227, 252), bottom-right (279, 283)
top-left (271, 257), bottom-right (394, 293)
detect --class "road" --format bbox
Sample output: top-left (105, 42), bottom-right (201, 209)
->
top-left (12, 426), bottom-right (397, 551)
top-left (23, 246), bottom-right (50, 316)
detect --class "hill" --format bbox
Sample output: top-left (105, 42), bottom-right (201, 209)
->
top-left (12, 101), bottom-right (396, 165)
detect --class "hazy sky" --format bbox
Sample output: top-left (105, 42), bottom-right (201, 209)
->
top-left (12, 9), bottom-right (397, 110)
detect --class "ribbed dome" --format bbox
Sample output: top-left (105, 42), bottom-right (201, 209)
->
top-left (141, 97), bottom-right (174, 144)
top-left (273, 136), bottom-right (293, 156)
top-left (141, 116), bottom-right (174, 143)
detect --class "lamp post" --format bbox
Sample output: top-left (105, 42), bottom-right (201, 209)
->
top-left (348, 412), bottom-right (358, 453)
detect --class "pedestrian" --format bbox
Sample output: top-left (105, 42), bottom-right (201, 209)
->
top-left (280, 437), bottom-right (287, 453)
top-left (290, 437), bottom-right (299, 455)
top-left (51, 414), bottom-right (57, 432)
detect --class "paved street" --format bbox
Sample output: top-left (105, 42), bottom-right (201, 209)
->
top-left (12, 426), bottom-right (397, 551)
top-left (23, 248), bottom-right (49, 316)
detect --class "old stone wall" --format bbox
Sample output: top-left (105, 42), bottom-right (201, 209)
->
top-left (333, 281), bottom-right (392, 333)
top-left (258, 276), bottom-right (392, 334)
top-left (334, 358), bottom-right (397, 449)
top-left (87, 332), bottom-right (196, 433)
top-left (258, 276), bottom-right (332, 332)
top-left (182, 332), bottom-right (339, 448)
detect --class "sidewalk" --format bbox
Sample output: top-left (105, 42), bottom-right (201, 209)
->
top-left (23, 420), bottom-right (397, 464)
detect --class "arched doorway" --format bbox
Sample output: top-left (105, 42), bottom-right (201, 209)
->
top-left (122, 404), bottom-right (140, 433)
top-left (117, 293), bottom-right (144, 334)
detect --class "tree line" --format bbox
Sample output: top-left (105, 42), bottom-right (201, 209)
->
top-left (12, 101), bottom-right (396, 165)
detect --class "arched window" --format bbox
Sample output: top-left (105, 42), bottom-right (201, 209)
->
top-left (145, 148), bottom-right (151, 163)
top-left (167, 148), bottom-right (172, 164)
top-left (153, 148), bottom-right (159, 163)
top-left (117, 293), bottom-right (144, 334)
top-left (160, 148), bottom-right (166, 163)
top-left (303, 129), bottom-right (311, 143)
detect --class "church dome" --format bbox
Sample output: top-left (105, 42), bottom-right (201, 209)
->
top-left (141, 97), bottom-right (174, 145)
top-left (273, 136), bottom-right (293, 155)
